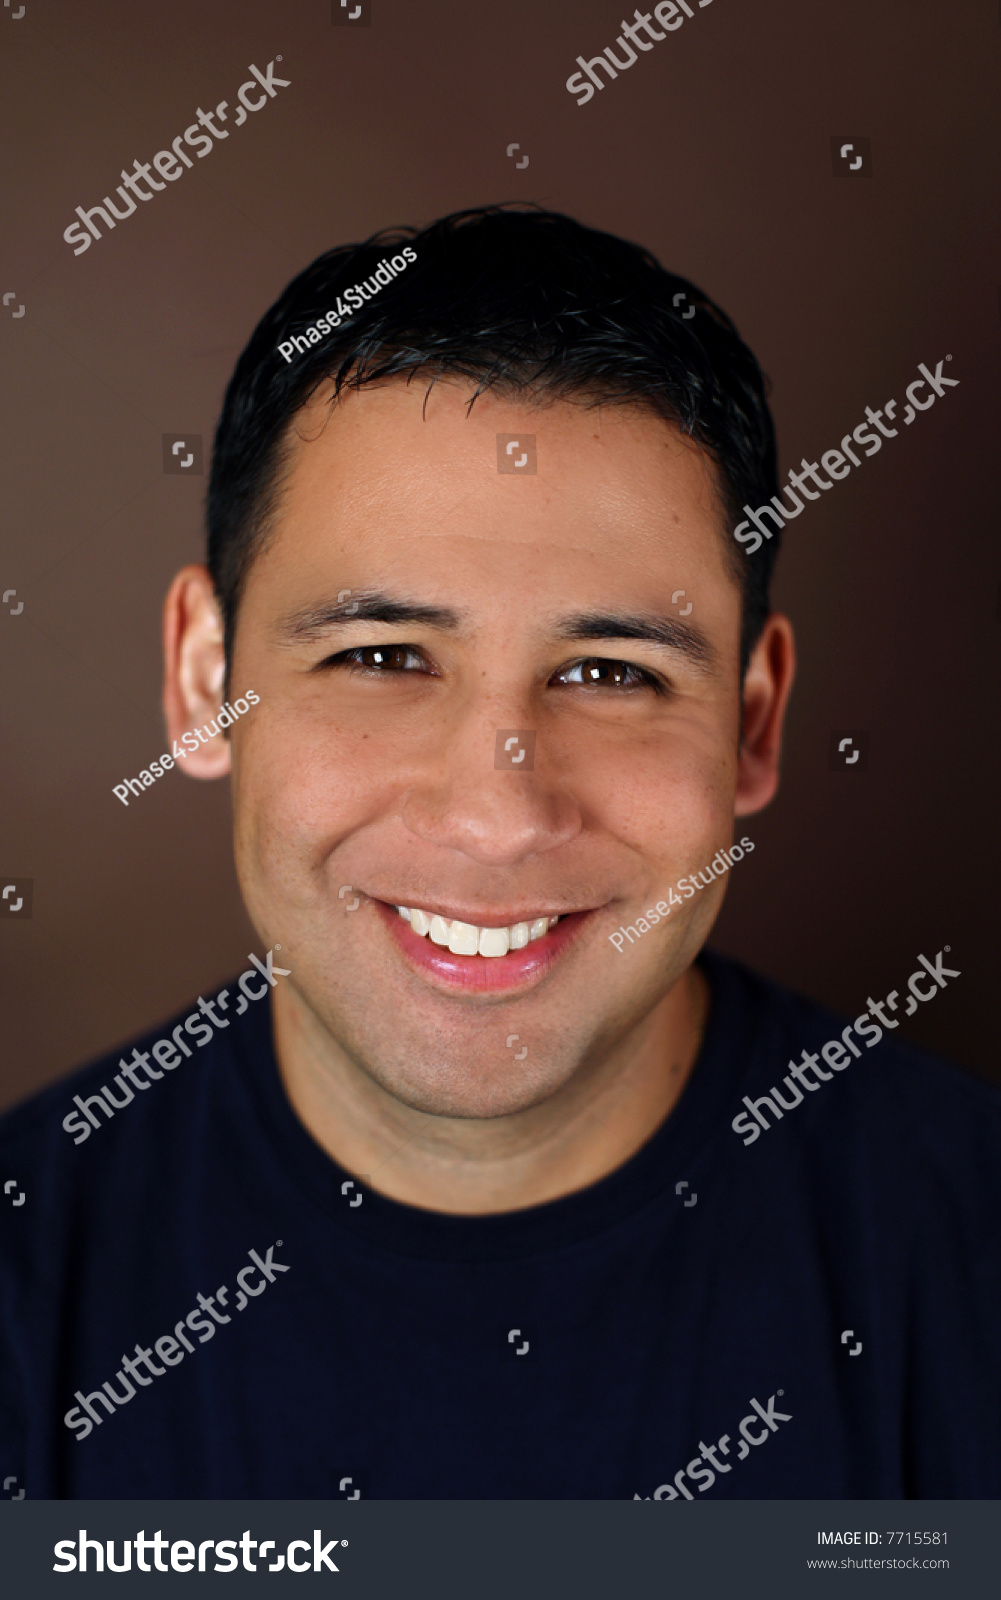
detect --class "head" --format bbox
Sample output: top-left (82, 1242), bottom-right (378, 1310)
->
top-left (164, 205), bottom-right (794, 1119)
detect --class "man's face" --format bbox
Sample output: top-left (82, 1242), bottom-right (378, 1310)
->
top-left (227, 380), bottom-right (764, 1117)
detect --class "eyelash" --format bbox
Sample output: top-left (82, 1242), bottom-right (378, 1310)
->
top-left (554, 658), bottom-right (664, 693)
top-left (321, 646), bottom-right (665, 694)
top-left (324, 645), bottom-right (431, 674)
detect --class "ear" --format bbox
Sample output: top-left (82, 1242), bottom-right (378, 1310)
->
top-left (162, 565), bottom-right (232, 779)
top-left (734, 613), bottom-right (796, 816)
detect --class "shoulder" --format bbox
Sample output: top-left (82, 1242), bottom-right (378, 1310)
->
top-left (704, 947), bottom-right (1001, 1160)
top-left (0, 981), bottom-right (274, 1247)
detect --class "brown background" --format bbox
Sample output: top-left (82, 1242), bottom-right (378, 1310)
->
top-left (1, 0), bottom-right (998, 1112)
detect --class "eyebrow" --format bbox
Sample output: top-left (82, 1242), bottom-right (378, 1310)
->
top-left (275, 592), bottom-right (464, 644)
top-left (555, 611), bottom-right (718, 672)
top-left (275, 593), bottom-right (718, 672)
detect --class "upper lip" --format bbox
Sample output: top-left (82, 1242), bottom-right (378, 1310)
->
top-left (377, 897), bottom-right (592, 927)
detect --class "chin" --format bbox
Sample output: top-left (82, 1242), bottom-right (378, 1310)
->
top-left (364, 1047), bottom-right (566, 1121)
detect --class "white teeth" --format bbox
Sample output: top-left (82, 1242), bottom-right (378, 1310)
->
top-left (478, 925), bottom-right (510, 958)
top-left (448, 920), bottom-right (480, 956)
top-left (395, 906), bottom-right (560, 955)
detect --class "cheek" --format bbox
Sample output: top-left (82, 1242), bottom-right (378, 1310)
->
top-left (598, 724), bottom-right (735, 862)
top-left (232, 716), bottom-right (387, 875)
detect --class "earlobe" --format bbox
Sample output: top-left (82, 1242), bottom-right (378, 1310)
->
top-left (734, 614), bottom-right (795, 817)
top-left (162, 565), bottom-right (232, 780)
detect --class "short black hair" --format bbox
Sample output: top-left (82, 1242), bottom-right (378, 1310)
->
top-left (207, 205), bottom-right (780, 674)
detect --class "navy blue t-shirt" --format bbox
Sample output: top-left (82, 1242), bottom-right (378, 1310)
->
top-left (1, 951), bottom-right (998, 1499)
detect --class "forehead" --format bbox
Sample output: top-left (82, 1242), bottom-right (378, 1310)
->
top-left (251, 378), bottom-right (734, 599)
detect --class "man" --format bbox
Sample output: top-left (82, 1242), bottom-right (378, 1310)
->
top-left (2, 207), bottom-right (997, 1499)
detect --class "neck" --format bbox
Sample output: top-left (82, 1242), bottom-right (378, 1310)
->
top-left (272, 963), bottom-right (709, 1215)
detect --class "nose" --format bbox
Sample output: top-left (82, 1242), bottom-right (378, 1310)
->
top-left (400, 715), bottom-right (582, 868)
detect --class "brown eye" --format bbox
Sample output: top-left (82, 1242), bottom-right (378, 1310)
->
top-left (357, 645), bottom-right (413, 670)
top-left (555, 657), bottom-right (651, 688)
top-left (317, 642), bottom-right (433, 676)
top-left (584, 659), bottom-right (628, 685)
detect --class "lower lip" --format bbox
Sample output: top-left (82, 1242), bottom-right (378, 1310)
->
top-left (378, 902), bottom-right (592, 994)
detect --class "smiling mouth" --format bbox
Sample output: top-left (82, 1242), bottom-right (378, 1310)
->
top-left (393, 905), bottom-right (560, 958)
